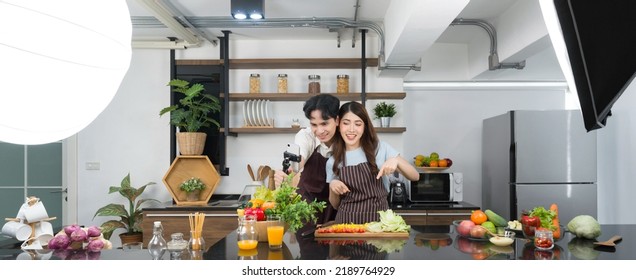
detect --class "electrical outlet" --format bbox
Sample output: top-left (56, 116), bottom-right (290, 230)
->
top-left (85, 162), bottom-right (100, 170)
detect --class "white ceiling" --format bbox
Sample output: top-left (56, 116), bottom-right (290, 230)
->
top-left (127, 0), bottom-right (564, 82)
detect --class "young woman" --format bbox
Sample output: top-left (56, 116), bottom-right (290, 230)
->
top-left (326, 102), bottom-right (419, 224)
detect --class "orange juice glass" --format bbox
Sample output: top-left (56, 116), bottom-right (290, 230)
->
top-left (267, 215), bottom-right (284, 249)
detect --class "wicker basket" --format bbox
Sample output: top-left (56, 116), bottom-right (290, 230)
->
top-left (176, 132), bottom-right (206, 155)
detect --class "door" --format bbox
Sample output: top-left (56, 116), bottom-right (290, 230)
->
top-left (513, 110), bottom-right (597, 183)
top-left (0, 141), bottom-right (68, 230)
top-left (515, 183), bottom-right (597, 224)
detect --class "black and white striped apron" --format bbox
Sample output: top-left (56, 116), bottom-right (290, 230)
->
top-left (334, 162), bottom-right (389, 224)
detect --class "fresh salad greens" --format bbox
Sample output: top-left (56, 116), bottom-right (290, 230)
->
top-left (528, 206), bottom-right (557, 230)
top-left (366, 209), bottom-right (411, 233)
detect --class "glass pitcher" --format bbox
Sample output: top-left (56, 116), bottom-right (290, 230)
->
top-left (237, 215), bottom-right (259, 251)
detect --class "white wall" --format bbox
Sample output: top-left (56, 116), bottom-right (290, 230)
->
top-left (597, 80), bottom-right (636, 224)
top-left (402, 87), bottom-right (566, 206)
top-left (77, 49), bottom-right (173, 244)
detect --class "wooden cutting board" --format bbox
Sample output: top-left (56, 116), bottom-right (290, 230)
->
top-left (314, 231), bottom-right (409, 239)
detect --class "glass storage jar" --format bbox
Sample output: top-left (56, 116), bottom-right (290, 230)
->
top-left (534, 229), bottom-right (554, 250)
top-left (249, 73), bottom-right (261, 94)
top-left (277, 74), bottom-right (288, 93)
top-left (308, 75), bottom-right (321, 94)
top-left (336, 74), bottom-right (349, 94)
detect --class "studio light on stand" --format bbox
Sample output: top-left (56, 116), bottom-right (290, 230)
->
top-left (231, 0), bottom-right (264, 20)
top-left (0, 0), bottom-right (132, 144)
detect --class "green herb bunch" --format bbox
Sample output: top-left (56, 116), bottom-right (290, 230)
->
top-left (265, 174), bottom-right (326, 233)
top-left (179, 177), bottom-right (206, 193)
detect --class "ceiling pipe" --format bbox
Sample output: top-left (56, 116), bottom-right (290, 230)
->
top-left (135, 0), bottom-right (202, 47)
top-left (351, 0), bottom-right (360, 48)
top-left (450, 18), bottom-right (525, 70)
top-left (159, 0), bottom-right (218, 46)
top-left (131, 14), bottom-right (421, 71)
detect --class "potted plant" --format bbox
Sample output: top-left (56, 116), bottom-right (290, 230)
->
top-left (160, 79), bottom-right (222, 155)
top-left (373, 101), bottom-right (397, 127)
top-left (179, 177), bottom-right (206, 201)
top-left (93, 173), bottom-right (158, 244)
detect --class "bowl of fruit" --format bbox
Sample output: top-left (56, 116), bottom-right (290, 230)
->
top-left (414, 152), bottom-right (453, 172)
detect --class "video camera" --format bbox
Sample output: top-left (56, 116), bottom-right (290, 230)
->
top-left (282, 144), bottom-right (302, 174)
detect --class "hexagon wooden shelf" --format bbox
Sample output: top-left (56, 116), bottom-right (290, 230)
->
top-left (163, 156), bottom-right (221, 206)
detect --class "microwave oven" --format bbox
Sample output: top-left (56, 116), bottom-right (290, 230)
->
top-left (408, 172), bottom-right (463, 202)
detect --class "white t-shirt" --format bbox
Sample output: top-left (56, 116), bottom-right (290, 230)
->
top-left (294, 127), bottom-right (332, 172)
top-left (325, 141), bottom-right (399, 191)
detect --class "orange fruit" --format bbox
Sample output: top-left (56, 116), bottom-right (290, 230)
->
top-left (470, 210), bottom-right (488, 225)
top-left (429, 160), bottom-right (439, 167)
top-left (438, 159), bottom-right (448, 167)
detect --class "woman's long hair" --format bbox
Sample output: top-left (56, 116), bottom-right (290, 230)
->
top-left (331, 102), bottom-right (379, 177)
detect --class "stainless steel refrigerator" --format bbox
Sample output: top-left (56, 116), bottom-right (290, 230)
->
top-left (482, 110), bottom-right (597, 224)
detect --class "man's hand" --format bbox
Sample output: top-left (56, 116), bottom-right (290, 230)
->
top-left (273, 169), bottom-right (289, 187)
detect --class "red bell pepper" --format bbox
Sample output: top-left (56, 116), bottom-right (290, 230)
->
top-left (521, 214), bottom-right (541, 236)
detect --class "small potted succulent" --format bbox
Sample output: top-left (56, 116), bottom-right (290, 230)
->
top-left (180, 177), bottom-right (207, 201)
top-left (373, 101), bottom-right (397, 127)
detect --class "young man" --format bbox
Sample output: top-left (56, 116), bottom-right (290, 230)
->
top-left (274, 94), bottom-right (340, 225)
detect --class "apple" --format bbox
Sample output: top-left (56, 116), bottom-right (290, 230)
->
top-left (444, 158), bottom-right (453, 167)
top-left (457, 220), bottom-right (475, 237)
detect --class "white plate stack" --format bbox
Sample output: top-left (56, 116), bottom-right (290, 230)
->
top-left (244, 99), bottom-right (273, 127)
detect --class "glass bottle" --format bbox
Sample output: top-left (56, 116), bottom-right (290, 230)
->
top-left (147, 221), bottom-right (167, 260)
top-left (277, 74), bottom-right (288, 93)
top-left (249, 73), bottom-right (261, 94)
top-left (308, 75), bottom-right (321, 94)
top-left (336, 74), bottom-right (349, 94)
top-left (167, 232), bottom-right (188, 260)
top-left (237, 215), bottom-right (258, 251)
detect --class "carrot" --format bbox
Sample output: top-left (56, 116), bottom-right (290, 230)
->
top-left (550, 203), bottom-right (561, 239)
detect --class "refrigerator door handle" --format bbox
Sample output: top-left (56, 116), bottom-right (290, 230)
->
top-left (510, 141), bottom-right (517, 220)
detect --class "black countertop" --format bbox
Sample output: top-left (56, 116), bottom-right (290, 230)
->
top-left (144, 194), bottom-right (480, 212)
top-left (2, 224), bottom-right (633, 260)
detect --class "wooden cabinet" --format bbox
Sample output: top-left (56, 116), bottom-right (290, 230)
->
top-left (142, 210), bottom-right (237, 247)
top-left (393, 209), bottom-right (473, 226)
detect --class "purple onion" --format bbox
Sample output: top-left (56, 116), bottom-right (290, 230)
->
top-left (64, 224), bottom-right (81, 236)
top-left (86, 226), bottom-right (101, 237)
top-left (70, 228), bottom-right (87, 242)
top-left (48, 234), bottom-right (71, 250)
top-left (86, 239), bottom-right (104, 252)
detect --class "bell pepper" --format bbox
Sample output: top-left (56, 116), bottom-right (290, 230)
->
top-left (521, 214), bottom-right (541, 236)
top-left (244, 207), bottom-right (265, 221)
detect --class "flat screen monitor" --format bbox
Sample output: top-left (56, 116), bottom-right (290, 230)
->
top-left (549, 0), bottom-right (636, 131)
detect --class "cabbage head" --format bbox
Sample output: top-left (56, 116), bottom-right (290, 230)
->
top-left (567, 215), bottom-right (601, 239)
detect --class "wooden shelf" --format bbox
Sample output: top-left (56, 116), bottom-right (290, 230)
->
top-left (221, 92), bottom-right (406, 101)
top-left (162, 156), bottom-right (221, 206)
top-left (220, 127), bottom-right (405, 134)
top-left (176, 58), bottom-right (379, 69)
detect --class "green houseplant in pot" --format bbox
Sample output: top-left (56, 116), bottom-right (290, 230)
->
top-left (373, 101), bottom-right (397, 127)
top-left (160, 79), bottom-right (222, 155)
top-left (93, 173), bottom-right (158, 243)
top-left (179, 177), bottom-right (207, 202)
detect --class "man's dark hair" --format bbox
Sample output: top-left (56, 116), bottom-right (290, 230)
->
top-left (302, 94), bottom-right (340, 120)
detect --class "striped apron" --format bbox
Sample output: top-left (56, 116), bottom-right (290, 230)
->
top-left (334, 162), bottom-right (389, 224)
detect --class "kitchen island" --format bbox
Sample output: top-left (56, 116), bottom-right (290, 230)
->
top-left (1, 224), bottom-right (633, 260)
